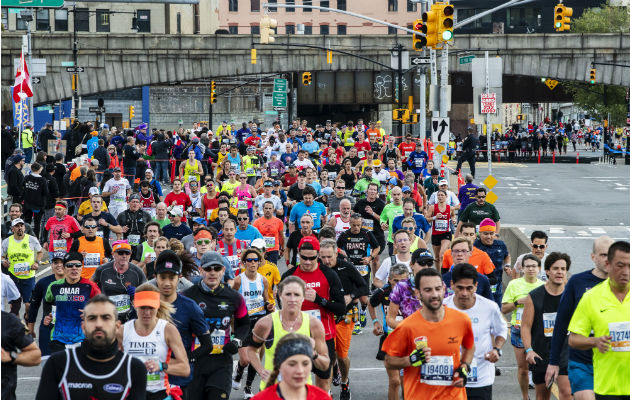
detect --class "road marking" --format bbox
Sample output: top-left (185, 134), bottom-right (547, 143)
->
top-left (35, 266), bottom-right (51, 278)
top-left (549, 227), bottom-right (565, 234)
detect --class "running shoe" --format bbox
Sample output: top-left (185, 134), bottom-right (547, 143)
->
top-left (243, 386), bottom-right (253, 399)
top-left (359, 309), bottom-right (367, 328)
top-left (232, 366), bottom-right (242, 390)
top-left (340, 380), bottom-right (351, 400)
top-left (352, 324), bottom-right (362, 335)
top-left (332, 364), bottom-right (341, 386)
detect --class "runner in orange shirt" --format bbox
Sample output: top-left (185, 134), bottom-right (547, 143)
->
top-left (252, 201), bottom-right (285, 265)
top-left (442, 222), bottom-right (495, 275)
top-left (382, 268), bottom-right (475, 400)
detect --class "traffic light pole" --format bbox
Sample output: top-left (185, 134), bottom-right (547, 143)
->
top-left (396, 43), bottom-right (404, 142)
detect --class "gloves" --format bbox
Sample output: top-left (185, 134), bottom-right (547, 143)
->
top-left (126, 285), bottom-right (136, 298)
top-left (455, 364), bottom-right (469, 386)
top-left (223, 340), bottom-right (240, 355)
top-left (409, 348), bottom-right (427, 367)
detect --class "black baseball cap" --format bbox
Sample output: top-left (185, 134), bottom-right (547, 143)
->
top-left (154, 250), bottom-right (182, 275)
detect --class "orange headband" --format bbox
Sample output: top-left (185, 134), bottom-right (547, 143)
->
top-left (478, 225), bottom-right (496, 232)
top-left (133, 291), bottom-right (160, 309)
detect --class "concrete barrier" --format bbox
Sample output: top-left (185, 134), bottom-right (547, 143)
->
top-left (501, 225), bottom-right (532, 263)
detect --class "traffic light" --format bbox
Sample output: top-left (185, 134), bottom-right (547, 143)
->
top-left (251, 48), bottom-right (257, 64)
top-left (129, 105), bottom-right (135, 119)
top-left (260, 15), bottom-right (277, 44)
top-left (438, 3), bottom-right (454, 43)
top-left (554, 3), bottom-right (572, 32)
top-left (412, 19), bottom-right (427, 51)
top-left (302, 72), bottom-right (312, 85)
top-left (422, 5), bottom-right (439, 49)
top-left (210, 80), bottom-right (217, 104)
top-left (589, 68), bottom-right (596, 84)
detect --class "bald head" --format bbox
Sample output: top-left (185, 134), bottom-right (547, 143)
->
top-left (592, 236), bottom-right (614, 273)
top-left (593, 236), bottom-right (614, 254)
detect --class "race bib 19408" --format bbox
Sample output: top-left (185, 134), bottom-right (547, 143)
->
top-left (420, 355), bottom-right (454, 386)
top-left (110, 294), bottom-right (131, 314)
top-left (609, 321), bottom-right (630, 352)
top-left (12, 262), bottom-right (30, 276)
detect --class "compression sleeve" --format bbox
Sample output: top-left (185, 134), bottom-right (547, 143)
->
top-left (549, 279), bottom-right (576, 365)
top-left (190, 333), bottom-right (212, 361)
top-left (27, 279), bottom-right (46, 324)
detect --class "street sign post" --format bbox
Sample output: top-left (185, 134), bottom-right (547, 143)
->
top-left (32, 77), bottom-right (41, 84)
top-left (410, 56), bottom-right (430, 65)
top-left (14, 58), bottom-right (46, 77)
top-left (459, 55), bottom-right (475, 65)
top-left (66, 66), bottom-right (85, 73)
top-left (273, 78), bottom-right (287, 92)
top-left (481, 93), bottom-right (497, 114)
top-left (272, 78), bottom-right (288, 109)
top-left (431, 117), bottom-right (450, 145)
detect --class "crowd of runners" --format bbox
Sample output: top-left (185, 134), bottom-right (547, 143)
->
top-left (1, 118), bottom-right (629, 400)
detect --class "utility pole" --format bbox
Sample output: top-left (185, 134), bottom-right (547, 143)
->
top-left (485, 50), bottom-right (493, 176)
top-left (396, 43), bottom-right (404, 142)
top-left (26, 12), bottom-right (34, 127)
top-left (419, 66), bottom-right (427, 141)
top-left (72, 5), bottom-right (78, 123)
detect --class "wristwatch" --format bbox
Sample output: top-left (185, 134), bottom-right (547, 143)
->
top-left (493, 347), bottom-right (503, 357)
top-left (513, 301), bottom-right (519, 307)
top-left (232, 338), bottom-right (242, 348)
top-left (9, 351), bottom-right (18, 364)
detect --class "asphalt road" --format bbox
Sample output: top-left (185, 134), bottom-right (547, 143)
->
top-left (12, 160), bottom-right (630, 400)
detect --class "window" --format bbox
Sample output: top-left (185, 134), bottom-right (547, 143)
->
top-left (507, 7), bottom-right (542, 29)
top-left (388, 0), bottom-right (398, 12)
top-left (1, 9), bottom-right (7, 30)
top-left (251, 25), bottom-right (259, 34)
top-left (286, 24), bottom-right (295, 34)
top-left (176, 12), bottom-right (181, 34)
top-left (228, 25), bottom-right (238, 34)
top-left (268, 0), bottom-right (277, 12)
top-left (337, 24), bottom-right (346, 34)
top-left (251, 0), bottom-right (260, 12)
top-left (55, 9), bottom-right (68, 31)
top-left (337, 0), bottom-right (346, 11)
top-left (36, 9), bottom-right (49, 31)
top-left (304, 0), bottom-right (312, 12)
top-left (137, 10), bottom-right (150, 32)
top-left (407, 0), bottom-right (416, 12)
top-left (96, 9), bottom-right (109, 32)
top-left (320, 0), bottom-right (329, 10)
top-left (457, 8), bottom-right (492, 29)
top-left (286, 0), bottom-right (294, 12)
top-left (388, 26), bottom-right (397, 34)
top-left (16, 13), bottom-right (27, 30)
top-left (304, 25), bottom-right (312, 34)
top-left (75, 8), bottom-right (89, 32)
top-left (228, 0), bottom-right (238, 12)
top-left (320, 24), bottom-right (329, 34)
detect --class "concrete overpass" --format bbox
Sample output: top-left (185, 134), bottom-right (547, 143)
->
top-left (1, 33), bottom-right (629, 106)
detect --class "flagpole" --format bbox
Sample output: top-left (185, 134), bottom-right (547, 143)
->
top-left (26, 14), bottom-right (34, 128)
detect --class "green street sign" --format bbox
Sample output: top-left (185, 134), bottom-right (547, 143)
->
top-left (273, 78), bottom-right (287, 93)
top-left (36, 105), bottom-right (52, 111)
top-left (61, 61), bottom-right (74, 67)
top-left (1, 0), bottom-right (64, 7)
top-left (459, 55), bottom-right (475, 65)
top-left (8, 8), bottom-right (22, 13)
top-left (265, 110), bottom-right (278, 115)
top-left (272, 92), bottom-right (287, 108)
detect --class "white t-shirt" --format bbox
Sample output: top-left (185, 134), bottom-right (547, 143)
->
top-left (294, 158), bottom-right (315, 170)
top-left (1, 273), bottom-right (21, 310)
top-left (375, 255), bottom-right (411, 282)
top-left (254, 194), bottom-right (283, 217)
top-left (428, 190), bottom-right (460, 207)
top-left (443, 295), bottom-right (508, 388)
top-left (103, 177), bottom-right (131, 205)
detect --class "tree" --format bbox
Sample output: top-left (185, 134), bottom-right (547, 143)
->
top-left (561, 1), bottom-right (629, 125)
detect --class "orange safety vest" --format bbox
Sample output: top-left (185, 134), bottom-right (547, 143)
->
top-left (77, 236), bottom-right (106, 279)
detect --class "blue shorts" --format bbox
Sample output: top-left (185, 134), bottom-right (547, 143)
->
top-left (568, 360), bottom-right (594, 394)
top-left (9, 275), bottom-right (35, 304)
top-left (510, 325), bottom-right (524, 348)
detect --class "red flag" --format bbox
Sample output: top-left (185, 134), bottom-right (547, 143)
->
top-left (13, 50), bottom-right (33, 103)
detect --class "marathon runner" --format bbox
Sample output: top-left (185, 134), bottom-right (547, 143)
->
top-left (36, 295), bottom-right (147, 400)
top-left (117, 194), bottom-right (153, 258)
top-left (2, 310), bottom-right (42, 400)
top-left (101, 167), bottom-right (132, 219)
top-left (70, 217), bottom-right (112, 279)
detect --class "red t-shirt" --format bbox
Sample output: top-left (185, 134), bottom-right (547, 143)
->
top-left (323, 147), bottom-right (344, 161)
top-left (244, 136), bottom-right (261, 148)
top-left (252, 384), bottom-right (331, 400)
top-left (354, 141), bottom-right (372, 160)
top-left (45, 215), bottom-right (81, 252)
top-left (282, 174), bottom-right (298, 188)
top-left (164, 191), bottom-right (192, 222)
top-left (202, 194), bottom-right (218, 222)
top-left (293, 267), bottom-right (336, 340)
top-left (398, 142), bottom-right (417, 161)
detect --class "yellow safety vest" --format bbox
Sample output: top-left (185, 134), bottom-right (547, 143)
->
top-left (7, 234), bottom-right (36, 279)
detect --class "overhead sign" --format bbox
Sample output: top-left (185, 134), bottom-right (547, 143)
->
top-left (410, 56), bottom-right (430, 65)
top-left (272, 78), bottom-right (287, 108)
top-left (1, 0), bottom-right (64, 7)
top-left (431, 117), bottom-right (450, 144)
top-left (459, 55), bottom-right (475, 65)
top-left (273, 78), bottom-right (287, 92)
top-left (61, 61), bottom-right (74, 67)
top-left (481, 93), bottom-right (497, 114)
top-left (14, 58), bottom-right (46, 77)
top-left (66, 66), bottom-right (85, 73)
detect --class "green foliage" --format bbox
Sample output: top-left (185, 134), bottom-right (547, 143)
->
top-left (572, 1), bottom-right (630, 33)
top-left (562, 81), bottom-right (628, 124)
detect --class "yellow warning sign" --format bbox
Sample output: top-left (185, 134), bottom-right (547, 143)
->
top-left (483, 175), bottom-right (498, 190)
top-left (486, 190), bottom-right (498, 204)
top-left (442, 154), bottom-right (449, 163)
top-left (545, 79), bottom-right (558, 91)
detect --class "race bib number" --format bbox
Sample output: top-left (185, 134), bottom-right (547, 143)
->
top-left (138, 356), bottom-right (164, 390)
top-left (328, 172), bottom-right (337, 180)
top-left (128, 234), bottom-right (141, 246)
top-left (53, 239), bottom-right (67, 251)
top-left (305, 309), bottom-right (321, 321)
top-left (210, 329), bottom-right (226, 354)
top-left (264, 236), bottom-right (275, 249)
top-left (515, 306), bottom-right (523, 326)
top-left (468, 360), bottom-right (479, 383)
top-left (543, 312), bottom-right (557, 337)
top-left (609, 321), bottom-right (630, 352)
top-left (434, 219), bottom-right (448, 232)
top-left (358, 151), bottom-right (365, 159)
top-left (144, 252), bottom-right (156, 263)
top-left (238, 200), bottom-right (248, 209)
top-left (110, 294), bottom-right (131, 314)
top-left (246, 298), bottom-right (265, 315)
top-left (362, 218), bottom-right (374, 231)
top-left (415, 158), bottom-right (423, 168)
top-left (246, 168), bottom-right (254, 175)
top-left (96, 230), bottom-right (104, 238)
top-left (420, 356), bottom-right (454, 386)
top-left (490, 283), bottom-right (498, 294)
top-left (13, 262), bottom-right (30, 276)
top-left (226, 255), bottom-right (240, 270)
top-left (84, 253), bottom-right (100, 266)
top-left (355, 264), bottom-right (369, 276)
top-left (270, 168), bottom-right (279, 176)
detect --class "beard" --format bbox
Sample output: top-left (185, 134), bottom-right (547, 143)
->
top-left (421, 295), bottom-right (443, 311)
top-left (87, 328), bottom-right (114, 348)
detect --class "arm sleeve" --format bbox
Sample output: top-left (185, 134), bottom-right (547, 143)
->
top-left (549, 280), bottom-right (576, 365)
top-left (27, 280), bottom-right (45, 323)
top-left (70, 239), bottom-right (80, 252)
top-left (104, 240), bottom-right (113, 258)
top-left (369, 288), bottom-right (385, 307)
top-left (315, 268), bottom-right (347, 317)
top-left (233, 296), bottom-right (251, 342)
top-left (35, 353), bottom-right (65, 400)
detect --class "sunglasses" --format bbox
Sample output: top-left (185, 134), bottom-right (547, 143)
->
top-left (203, 265), bottom-right (223, 272)
top-left (206, 182), bottom-right (213, 185)
top-left (239, 176), bottom-right (247, 179)
top-left (84, 225), bottom-right (98, 229)
top-left (116, 251), bottom-right (132, 256)
top-left (237, 217), bottom-right (249, 221)
top-left (299, 254), bottom-right (318, 261)
top-left (532, 244), bottom-right (546, 249)
top-left (65, 263), bottom-right (82, 269)
top-left (196, 239), bottom-right (211, 245)
top-left (245, 258), bottom-right (260, 263)
top-left (336, 186), bottom-right (345, 190)
top-left (418, 260), bottom-right (434, 266)
top-left (402, 227), bottom-right (414, 231)
top-left (477, 195), bottom-right (486, 199)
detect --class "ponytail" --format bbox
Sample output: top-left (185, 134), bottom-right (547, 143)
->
top-left (265, 367), bottom-right (281, 389)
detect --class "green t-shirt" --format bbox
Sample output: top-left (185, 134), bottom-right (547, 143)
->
top-left (459, 202), bottom-right (500, 226)
top-left (221, 180), bottom-right (240, 196)
top-left (353, 178), bottom-right (380, 199)
top-left (501, 277), bottom-right (544, 327)
top-left (423, 176), bottom-right (438, 199)
top-left (380, 203), bottom-right (403, 243)
top-left (154, 217), bottom-right (170, 229)
top-left (568, 279), bottom-right (630, 396)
